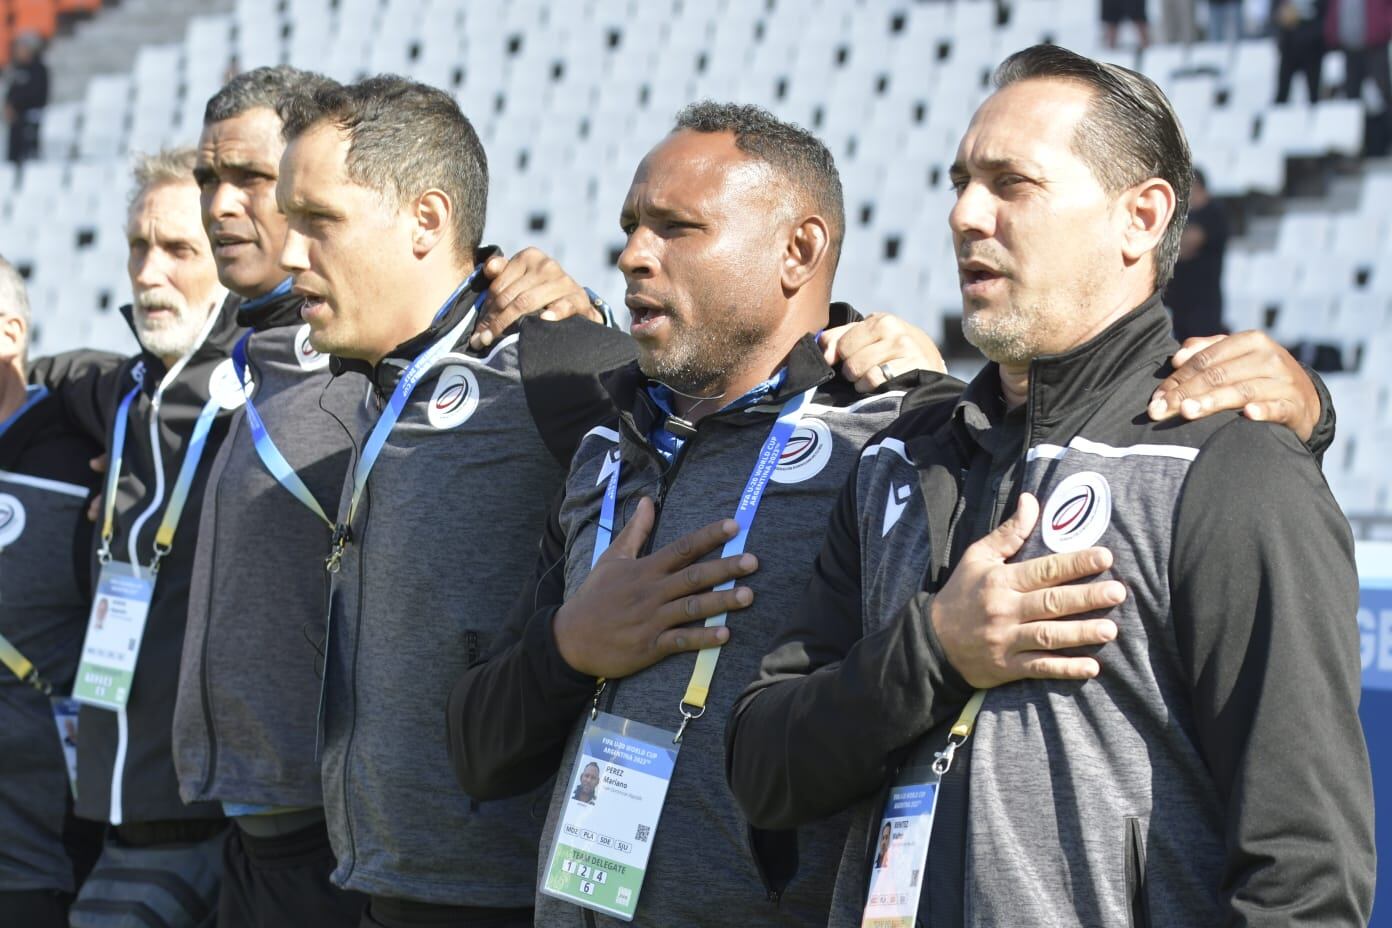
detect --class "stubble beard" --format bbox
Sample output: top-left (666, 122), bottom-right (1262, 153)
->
top-left (639, 308), bottom-right (768, 399)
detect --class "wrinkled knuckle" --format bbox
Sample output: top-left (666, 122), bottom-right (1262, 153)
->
top-left (1236, 380), bottom-right (1257, 402)
top-left (684, 596), bottom-right (699, 618)
top-left (684, 564), bottom-right (702, 587)
top-left (1036, 557), bottom-right (1061, 585)
top-left (1033, 622), bottom-right (1057, 650)
top-left (1202, 363), bottom-right (1227, 387)
top-left (1041, 588), bottom-right (1064, 617)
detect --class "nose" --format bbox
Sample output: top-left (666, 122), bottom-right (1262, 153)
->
top-left (617, 227), bottom-right (655, 283)
top-left (949, 180), bottom-right (996, 243)
top-left (205, 180), bottom-right (243, 224)
top-left (130, 249), bottom-right (166, 291)
top-left (279, 227), bottom-right (310, 273)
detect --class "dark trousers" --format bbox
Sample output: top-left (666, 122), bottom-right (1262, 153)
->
top-left (0, 889), bottom-right (71, 928)
top-left (6, 113), bottom-right (39, 165)
top-left (1276, 21), bottom-right (1325, 103)
top-left (1344, 43), bottom-right (1392, 111)
top-left (218, 819), bottom-right (367, 928)
top-left (361, 896), bottom-right (533, 928)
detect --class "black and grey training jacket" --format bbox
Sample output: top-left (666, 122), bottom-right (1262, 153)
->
top-left (43, 299), bottom-right (242, 826)
top-left (173, 285), bottom-right (359, 812)
top-left (728, 296), bottom-right (1371, 928)
top-left (319, 274), bottom-right (635, 906)
top-left (0, 371), bottom-right (110, 892)
top-left (448, 302), bottom-right (964, 928)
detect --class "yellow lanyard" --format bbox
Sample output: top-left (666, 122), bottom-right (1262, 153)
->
top-left (932, 690), bottom-right (987, 776)
top-left (0, 629), bottom-right (50, 694)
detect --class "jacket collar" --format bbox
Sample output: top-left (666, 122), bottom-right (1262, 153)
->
top-left (119, 292), bottom-right (243, 391)
top-left (602, 301), bottom-right (860, 441)
top-left (947, 292), bottom-right (1174, 447)
top-left (235, 278), bottom-right (304, 331)
top-left (329, 252), bottom-right (496, 395)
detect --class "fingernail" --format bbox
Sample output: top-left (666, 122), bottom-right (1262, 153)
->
top-left (478, 330), bottom-right (493, 347)
top-left (1181, 398), bottom-right (1200, 418)
top-left (734, 587), bottom-right (753, 605)
top-left (1107, 582), bottom-right (1126, 603)
top-left (723, 519), bottom-right (739, 535)
top-left (1100, 621), bottom-right (1118, 641)
top-left (739, 554), bottom-right (757, 571)
top-left (540, 310), bottom-right (557, 321)
top-left (1147, 398), bottom-right (1166, 418)
top-left (715, 627), bottom-right (731, 642)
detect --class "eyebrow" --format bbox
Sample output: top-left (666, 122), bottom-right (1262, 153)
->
top-left (949, 157), bottom-right (1042, 177)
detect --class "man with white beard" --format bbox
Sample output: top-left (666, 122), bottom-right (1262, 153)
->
top-left (43, 148), bottom-right (242, 928)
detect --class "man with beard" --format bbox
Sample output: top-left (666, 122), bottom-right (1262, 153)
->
top-left (44, 149), bottom-right (238, 928)
top-left (0, 257), bottom-right (107, 928)
top-left (277, 77), bottom-right (944, 928)
top-left (173, 65), bottom-right (618, 928)
top-left (726, 45), bottom-right (1369, 928)
top-left (445, 101), bottom-right (1329, 927)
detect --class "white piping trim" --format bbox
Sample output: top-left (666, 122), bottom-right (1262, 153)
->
top-left (581, 425), bottom-right (621, 445)
top-left (1027, 436), bottom-right (1199, 463)
top-left (861, 436), bottom-right (912, 463)
top-left (481, 333), bottom-right (520, 365)
top-left (0, 470), bottom-right (88, 498)
top-left (802, 391), bottom-right (907, 417)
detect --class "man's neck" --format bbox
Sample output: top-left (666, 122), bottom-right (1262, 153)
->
top-left (0, 362), bottom-right (30, 423)
top-left (672, 304), bottom-right (829, 423)
top-left (999, 362), bottom-right (1029, 410)
top-left (365, 270), bottom-right (472, 366)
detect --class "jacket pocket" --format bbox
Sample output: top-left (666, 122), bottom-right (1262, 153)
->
top-left (1125, 816), bottom-right (1151, 928)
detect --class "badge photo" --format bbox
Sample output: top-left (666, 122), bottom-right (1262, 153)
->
top-left (208, 357), bottom-right (250, 410)
top-left (294, 324), bottom-right (330, 371)
top-left (1040, 470), bottom-right (1113, 552)
top-left (771, 417), bottom-right (833, 484)
top-left (428, 362), bottom-right (481, 430)
top-left (0, 492), bottom-right (26, 548)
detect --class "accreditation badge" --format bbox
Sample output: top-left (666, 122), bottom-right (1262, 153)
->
top-left (861, 766), bottom-right (940, 928)
top-left (50, 696), bottom-right (80, 798)
top-left (541, 712), bottom-right (679, 921)
top-left (71, 562), bottom-right (154, 710)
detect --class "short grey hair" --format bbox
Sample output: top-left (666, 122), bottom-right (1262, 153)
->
top-left (129, 147), bottom-right (198, 205)
top-left (0, 255), bottom-right (31, 355)
top-left (204, 65), bottom-right (337, 125)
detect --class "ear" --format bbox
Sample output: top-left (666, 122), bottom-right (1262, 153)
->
top-left (411, 188), bottom-right (453, 259)
top-left (1119, 177), bottom-right (1176, 270)
top-left (0, 313), bottom-right (26, 365)
top-left (780, 215), bottom-right (832, 295)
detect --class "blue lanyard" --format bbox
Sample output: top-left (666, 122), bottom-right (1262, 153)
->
top-left (99, 383), bottom-right (222, 571)
top-left (231, 332), bottom-right (333, 529)
top-left (324, 275), bottom-right (486, 572)
top-left (591, 386), bottom-right (815, 738)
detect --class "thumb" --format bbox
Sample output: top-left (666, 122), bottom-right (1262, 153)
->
top-left (606, 496), bottom-right (654, 559)
top-left (971, 492), bottom-right (1039, 563)
top-left (89, 453), bottom-right (108, 474)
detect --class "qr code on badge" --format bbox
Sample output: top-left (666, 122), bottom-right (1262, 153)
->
top-left (635, 824), bottom-right (651, 843)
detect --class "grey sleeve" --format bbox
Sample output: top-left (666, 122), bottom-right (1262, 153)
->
top-left (726, 462), bottom-right (972, 830)
top-left (1171, 419), bottom-right (1374, 927)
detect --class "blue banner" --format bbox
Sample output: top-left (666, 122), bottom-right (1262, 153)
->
top-left (1358, 540), bottom-right (1392, 927)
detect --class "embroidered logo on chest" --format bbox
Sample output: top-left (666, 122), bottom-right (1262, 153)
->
top-left (0, 493), bottom-right (27, 547)
top-left (770, 417), bottom-right (833, 484)
top-left (208, 358), bottom-right (249, 410)
top-left (1040, 471), bottom-right (1113, 552)
top-left (293, 324), bottom-right (330, 371)
top-left (428, 364), bottom-right (481, 430)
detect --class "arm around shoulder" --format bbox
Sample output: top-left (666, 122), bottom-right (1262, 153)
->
top-left (1171, 418), bottom-right (1374, 926)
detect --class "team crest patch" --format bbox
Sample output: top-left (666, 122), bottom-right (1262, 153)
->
top-left (208, 358), bottom-right (249, 410)
top-left (129, 360), bottom-right (145, 385)
top-left (428, 364), bottom-right (480, 430)
top-left (0, 493), bottom-right (26, 547)
top-left (1041, 471), bottom-right (1112, 552)
top-left (771, 418), bottom-right (832, 485)
top-left (293, 324), bottom-right (330, 371)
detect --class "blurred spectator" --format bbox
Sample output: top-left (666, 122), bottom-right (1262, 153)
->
top-left (1163, 0), bottom-right (1199, 43)
top-left (1102, 0), bottom-right (1152, 48)
top-left (1274, 0), bottom-right (1328, 103)
top-left (1208, 0), bottom-right (1246, 40)
top-left (1326, 0), bottom-right (1392, 109)
top-left (4, 32), bottom-right (48, 165)
top-left (1166, 168), bottom-right (1229, 341)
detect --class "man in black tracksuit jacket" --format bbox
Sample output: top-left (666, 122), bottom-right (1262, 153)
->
top-left (0, 262), bottom-right (110, 928)
top-left (40, 151), bottom-right (238, 925)
top-left (726, 46), bottom-right (1371, 928)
